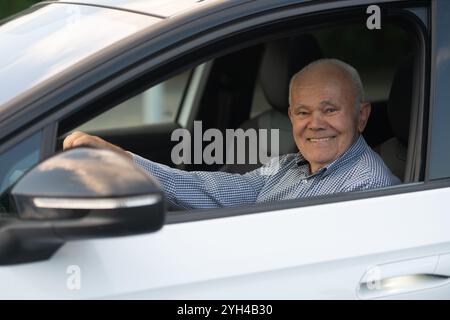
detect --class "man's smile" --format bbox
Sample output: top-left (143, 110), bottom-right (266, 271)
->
top-left (306, 136), bottom-right (337, 143)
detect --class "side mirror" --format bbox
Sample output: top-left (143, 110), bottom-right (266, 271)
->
top-left (0, 147), bottom-right (165, 265)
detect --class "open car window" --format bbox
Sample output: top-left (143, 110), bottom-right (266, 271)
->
top-left (56, 9), bottom-right (425, 214)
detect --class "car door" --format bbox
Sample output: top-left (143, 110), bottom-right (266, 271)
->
top-left (1, 0), bottom-right (450, 300)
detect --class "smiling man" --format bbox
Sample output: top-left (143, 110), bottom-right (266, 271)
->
top-left (63, 59), bottom-right (400, 209)
top-left (289, 58), bottom-right (371, 174)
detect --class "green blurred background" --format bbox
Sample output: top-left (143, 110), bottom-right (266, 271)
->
top-left (0, 0), bottom-right (41, 20)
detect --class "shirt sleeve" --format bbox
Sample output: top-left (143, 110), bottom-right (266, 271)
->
top-left (131, 153), bottom-right (269, 209)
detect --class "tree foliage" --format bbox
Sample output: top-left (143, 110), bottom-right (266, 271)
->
top-left (0, 0), bottom-right (41, 20)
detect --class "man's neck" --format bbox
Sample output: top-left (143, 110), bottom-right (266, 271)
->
top-left (307, 133), bottom-right (362, 174)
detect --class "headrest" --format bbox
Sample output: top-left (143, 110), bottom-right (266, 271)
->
top-left (387, 55), bottom-right (414, 145)
top-left (259, 34), bottom-right (323, 113)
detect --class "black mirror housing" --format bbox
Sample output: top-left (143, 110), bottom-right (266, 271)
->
top-left (1, 147), bottom-right (165, 265)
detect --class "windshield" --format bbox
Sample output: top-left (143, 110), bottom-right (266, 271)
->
top-left (0, 3), bottom-right (161, 108)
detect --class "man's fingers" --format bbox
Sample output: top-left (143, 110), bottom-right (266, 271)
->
top-left (62, 131), bottom-right (131, 160)
top-left (63, 131), bottom-right (86, 150)
top-left (71, 135), bottom-right (99, 149)
top-left (63, 131), bottom-right (101, 150)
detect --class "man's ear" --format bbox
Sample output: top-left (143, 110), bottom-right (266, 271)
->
top-left (288, 106), bottom-right (293, 121)
top-left (358, 102), bottom-right (371, 133)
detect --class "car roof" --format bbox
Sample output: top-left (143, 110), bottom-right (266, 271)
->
top-left (53, 0), bottom-right (226, 18)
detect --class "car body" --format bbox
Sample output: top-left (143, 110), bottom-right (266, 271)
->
top-left (0, 0), bottom-right (450, 299)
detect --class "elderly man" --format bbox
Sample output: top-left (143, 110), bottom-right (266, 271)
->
top-left (64, 59), bottom-right (400, 209)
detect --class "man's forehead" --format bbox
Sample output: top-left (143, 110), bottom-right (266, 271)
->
top-left (292, 81), bottom-right (344, 97)
top-left (293, 98), bottom-right (339, 109)
top-left (292, 73), bottom-right (355, 98)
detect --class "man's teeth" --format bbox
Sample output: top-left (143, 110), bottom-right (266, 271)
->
top-left (308, 137), bottom-right (334, 142)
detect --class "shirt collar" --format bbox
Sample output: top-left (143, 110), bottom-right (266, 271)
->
top-left (295, 135), bottom-right (367, 178)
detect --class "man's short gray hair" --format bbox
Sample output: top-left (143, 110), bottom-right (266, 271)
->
top-left (288, 58), bottom-right (365, 110)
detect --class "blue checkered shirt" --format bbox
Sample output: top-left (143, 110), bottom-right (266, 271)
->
top-left (132, 135), bottom-right (400, 209)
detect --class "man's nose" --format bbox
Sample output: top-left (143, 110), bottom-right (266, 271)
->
top-left (307, 111), bottom-right (327, 130)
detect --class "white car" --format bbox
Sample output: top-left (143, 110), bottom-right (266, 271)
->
top-left (0, 0), bottom-right (449, 299)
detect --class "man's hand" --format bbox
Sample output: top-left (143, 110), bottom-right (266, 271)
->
top-left (63, 131), bottom-right (132, 160)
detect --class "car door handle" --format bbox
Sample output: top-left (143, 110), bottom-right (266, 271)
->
top-left (357, 255), bottom-right (450, 299)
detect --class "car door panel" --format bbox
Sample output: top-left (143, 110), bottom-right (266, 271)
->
top-left (1, 186), bottom-right (449, 299)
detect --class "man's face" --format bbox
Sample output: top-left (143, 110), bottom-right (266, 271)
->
top-left (288, 65), bottom-right (370, 173)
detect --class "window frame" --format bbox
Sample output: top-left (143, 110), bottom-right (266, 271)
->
top-left (72, 5), bottom-right (431, 223)
top-left (425, 0), bottom-right (450, 181)
top-left (0, 0), bottom-right (435, 225)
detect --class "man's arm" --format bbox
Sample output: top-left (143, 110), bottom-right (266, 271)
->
top-left (63, 131), bottom-right (268, 209)
top-left (132, 153), bottom-right (267, 209)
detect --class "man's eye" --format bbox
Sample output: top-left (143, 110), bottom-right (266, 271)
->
top-left (325, 108), bottom-right (337, 113)
top-left (297, 111), bottom-right (309, 116)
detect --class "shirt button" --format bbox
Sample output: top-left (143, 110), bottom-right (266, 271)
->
top-left (302, 179), bottom-right (308, 184)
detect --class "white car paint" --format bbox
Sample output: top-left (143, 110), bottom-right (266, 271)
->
top-left (1, 185), bottom-right (449, 299)
top-left (59, 0), bottom-right (225, 18)
top-left (0, 3), bottom-right (159, 107)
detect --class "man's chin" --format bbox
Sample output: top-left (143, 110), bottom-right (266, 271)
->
top-left (301, 149), bottom-right (337, 162)
top-left (306, 155), bottom-right (339, 170)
